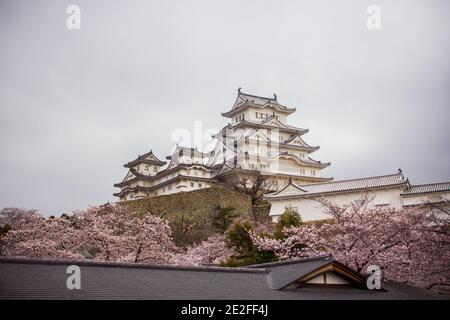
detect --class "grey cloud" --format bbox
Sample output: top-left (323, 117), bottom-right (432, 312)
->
top-left (0, 0), bottom-right (449, 215)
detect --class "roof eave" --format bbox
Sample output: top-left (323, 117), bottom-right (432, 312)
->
top-left (222, 103), bottom-right (296, 118)
top-left (266, 182), bottom-right (409, 200)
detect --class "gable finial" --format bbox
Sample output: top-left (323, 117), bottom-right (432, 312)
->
top-left (238, 87), bottom-right (242, 94)
top-left (398, 168), bottom-right (405, 181)
top-left (288, 176), bottom-right (292, 184)
top-left (273, 93), bottom-right (277, 100)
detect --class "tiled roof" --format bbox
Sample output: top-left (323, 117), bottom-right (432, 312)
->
top-left (237, 91), bottom-right (278, 106)
top-left (278, 152), bottom-right (331, 168)
top-left (267, 171), bottom-right (407, 198)
top-left (124, 150), bottom-right (166, 168)
top-left (230, 119), bottom-right (308, 133)
top-left (167, 146), bottom-right (210, 159)
top-left (284, 134), bottom-right (318, 149)
top-left (0, 256), bottom-right (444, 300)
top-left (222, 89), bottom-right (296, 117)
top-left (114, 163), bottom-right (212, 188)
top-left (401, 181), bottom-right (450, 196)
top-left (113, 174), bottom-right (213, 197)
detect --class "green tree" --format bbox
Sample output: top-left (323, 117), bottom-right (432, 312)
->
top-left (222, 220), bottom-right (277, 267)
top-left (212, 207), bottom-right (238, 234)
top-left (274, 206), bottom-right (303, 240)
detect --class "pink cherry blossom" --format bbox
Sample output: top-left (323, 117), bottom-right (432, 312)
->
top-left (251, 197), bottom-right (450, 294)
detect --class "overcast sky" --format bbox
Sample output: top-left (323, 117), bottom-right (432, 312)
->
top-left (0, 0), bottom-right (449, 216)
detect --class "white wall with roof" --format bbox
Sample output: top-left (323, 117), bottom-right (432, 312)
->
top-left (269, 187), bottom-right (405, 222)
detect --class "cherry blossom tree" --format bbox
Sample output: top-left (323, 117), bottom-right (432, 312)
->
top-left (251, 196), bottom-right (450, 294)
top-left (0, 205), bottom-right (180, 263)
top-left (171, 235), bottom-right (233, 266)
top-left (0, 205), bottom-right (234, 266)
top-left (1, 207), bottom-right (83, 259)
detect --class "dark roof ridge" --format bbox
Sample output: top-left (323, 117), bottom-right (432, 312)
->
top-left (297, 171), bottom-right (405, 187)
top-left (239, 90), bottom-right (277, 102)
top-left (245, 254), bottom-right (334, 268)
top-left (408, 181), bottom-right (450, 187)
top-left (228, 120), bottom-right (307, 132)
top-left (0, 257), bottom-right (268, 274)
top-left (124, 150), bottom-right (166, 167)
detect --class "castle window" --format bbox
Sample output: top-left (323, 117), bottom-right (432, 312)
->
top-left (145, 165), bottom-right (149, 171)
top-left (256, 112), bottom-right (259, 118)
top-left (137, 166), bottom-right (140, 171)
top-left (190, 182), bottom-right (194, 187)
top-left (198, 183), bottom-right (202, 188)
top-left (154, 167), bottom-right (158, 172)
top-left (311, 170), bottom-right (316, 176)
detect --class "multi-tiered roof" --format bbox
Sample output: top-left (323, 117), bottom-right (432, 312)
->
top-left (211, 89), bottom-right (331, 182)
top-left (221, 88), bottom-right (296, 118)
top-left (123, 150), bottom-right (166, 168)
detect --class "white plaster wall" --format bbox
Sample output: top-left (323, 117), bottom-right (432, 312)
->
top-left (326, 272), bottom-right (351, 285)
top-left (402, 192), bottom-right (449, 206)
top-left (132, 164), bottom-right (161, 176)
top-left (269, 188), bottom-right (404, 222)
top-left (305, 272), bottom-right (350, 285)
top-left (236, 107), bottom-right (287, 123)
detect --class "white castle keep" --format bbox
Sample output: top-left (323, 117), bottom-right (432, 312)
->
top-left (114, 89), bottom-right (332, 201)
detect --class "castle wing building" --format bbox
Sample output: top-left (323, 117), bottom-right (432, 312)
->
top-left (265, 169), bottom-right (450, 222)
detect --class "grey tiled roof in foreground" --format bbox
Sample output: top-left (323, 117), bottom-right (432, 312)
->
top-left (0, 255), bottom-right (446, 300)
